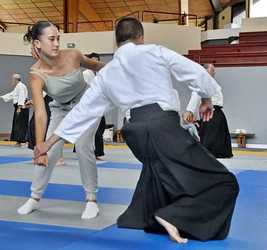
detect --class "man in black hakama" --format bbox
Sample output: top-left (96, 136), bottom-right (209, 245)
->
top-left (117, 103), bottom-right (239, 241)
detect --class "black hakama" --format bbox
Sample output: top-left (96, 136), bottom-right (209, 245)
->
top-left (28, 95), bottom-right (53, 150)
top-left (94, 116), bottom-right (106, 157)
top-left (199, 106), bottom-right (233, 158)
top-left (10, 103), bottom-right (29, 143)
top-left (117, 103), bottom-right (239, 241)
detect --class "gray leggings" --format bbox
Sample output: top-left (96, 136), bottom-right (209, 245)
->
top-left (30, 101), bottom-right (100, 200)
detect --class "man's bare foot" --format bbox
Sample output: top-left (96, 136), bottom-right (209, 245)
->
top-left (96, 157), bottom-right (102, 161)
top-left (155, 216), bottom-right (188, 243)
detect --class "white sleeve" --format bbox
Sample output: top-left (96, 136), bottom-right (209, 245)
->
top-left (186, 91), bottom-right (201, 113)
top-left (160, 46), bottom-right (221, 98)
top-left (17, 85), bottom-right (27, 106)
top-left (54, 77), bottom-right (115, 143)
top-left (83, 70), bottom-right (94, 87)
top-left (2, 91), bottom-right (14, 102)
top-left (211, 91), bottom-right (223, 107)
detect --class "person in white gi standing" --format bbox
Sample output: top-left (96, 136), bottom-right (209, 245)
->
top-left (0, 74), bottom-right (29, 147)
top-left (183, 64), bottom-right (233, 158)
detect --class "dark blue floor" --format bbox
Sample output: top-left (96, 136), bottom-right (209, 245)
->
top-left (0, 180), bottom-right (134, 205)
top-left (0, 155), bottom-right (267, 249)
top-left (0, 156), bottom-right (32, 164)
top-left (0, 220), bottom-right (97, 250)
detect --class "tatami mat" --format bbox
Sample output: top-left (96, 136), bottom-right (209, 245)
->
top-left (0, 144), bottom-right (267, 249)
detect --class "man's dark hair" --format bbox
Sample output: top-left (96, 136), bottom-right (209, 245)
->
top-left (115, 17), bottom-right (144, 45)
top-left (87, 52), bottom-right (100, 60)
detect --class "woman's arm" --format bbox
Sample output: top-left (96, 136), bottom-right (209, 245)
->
top-left (30, 73), bottom-right (47, 145)
top-left (30, 73), bottom-right (50, 166)
top-left (78, 50), bottom-right (106, 71)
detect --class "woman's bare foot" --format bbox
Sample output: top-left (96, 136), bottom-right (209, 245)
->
top-left (56, 155), bottom-right (66, 166)
top-left (155, 216), bottom-right (188, 243)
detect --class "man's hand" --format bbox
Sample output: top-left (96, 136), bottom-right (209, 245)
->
top-left (199, 98), bottom-right (213, 122)
top-left (34, 140), bottom-right (53, 160)
top-left (17, 107), bottom-right (21, 115)
top-left (183, 110), bottom-right (194, 124)
top-left (25, 100), bottom-right (33, 109)
top-left (34, 134), bottom-right (61, 161)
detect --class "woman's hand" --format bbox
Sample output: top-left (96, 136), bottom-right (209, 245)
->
top-left (33, 154), bottom-right (49, 167)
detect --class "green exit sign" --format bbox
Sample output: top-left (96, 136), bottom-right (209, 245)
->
top-left (67, 43), bottom-right (75, 48)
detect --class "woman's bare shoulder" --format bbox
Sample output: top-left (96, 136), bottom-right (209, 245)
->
top-left (59, 49), bottom-right (82, 67)
top-left (60, 49), bottom-right (81, 58)
top-left (31, 61), bottom-right (40, 69)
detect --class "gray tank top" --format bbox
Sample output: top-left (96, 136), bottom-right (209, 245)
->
top-left (30, 67), bottom-right (88, 104)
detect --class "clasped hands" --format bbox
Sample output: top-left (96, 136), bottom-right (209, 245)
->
top-left (183, 98), bottom-right (214, 124)
top-left (33, 141), bottom-right (52, 167)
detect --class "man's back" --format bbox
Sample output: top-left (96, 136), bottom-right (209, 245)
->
top-left (95, 42), bottom-right (219, 119)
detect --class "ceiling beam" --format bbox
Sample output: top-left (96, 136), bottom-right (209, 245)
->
top-left (63, 0), bottom-right (79, 33)
top-left (209, 0), bottom-right (222, 12)
top-left (79, 0), bottom-right (110, 32)
top-left (222, 0), bottom-right (243, 10)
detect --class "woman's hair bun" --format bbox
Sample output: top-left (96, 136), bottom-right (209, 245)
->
top-left (23, 25), bottom-right (33, 44)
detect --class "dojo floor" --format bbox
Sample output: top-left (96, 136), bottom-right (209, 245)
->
top-left (0, 141), bottom-right (267, 250)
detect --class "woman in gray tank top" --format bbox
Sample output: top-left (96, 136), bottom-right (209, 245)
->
top-left (17, 21), bottom-right (105, 219)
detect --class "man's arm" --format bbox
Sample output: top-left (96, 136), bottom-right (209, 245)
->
top-left (183, 91), bottom-right (201, 124)
top-left (34, 134), bottom-right (60, 162)
top-left (1, 91), bottom-right (14, 102)
top-left (160, 46), bottom-right (221, 98)
top-left (54, 80), bottom-right (114, 144)
top-left (34, 77), bottom-right (115, 164)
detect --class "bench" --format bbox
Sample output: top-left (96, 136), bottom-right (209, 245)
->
top-left (230, 133), bottom-right (255, 148)
top-left (0, 133), bottom-right (11, 140)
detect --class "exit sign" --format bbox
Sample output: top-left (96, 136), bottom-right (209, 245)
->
top-left (67, 43), bottom-right (75, 48)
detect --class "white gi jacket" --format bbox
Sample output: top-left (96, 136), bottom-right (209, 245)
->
top-left (83, 69), bottom-right (95, 86)
top-left (55, 43), bottom-right (221, 143)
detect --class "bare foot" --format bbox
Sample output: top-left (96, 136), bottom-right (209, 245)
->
top-left (22, 142), bottom-right (29, 148)
top-left (155, 216), bottom-right (188, 243)
top-left (56, 156), bottom-right (66, 166)
top-left (96, 157), bottom-right (102, 161)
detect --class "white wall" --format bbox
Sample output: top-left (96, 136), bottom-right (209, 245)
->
top-left (142, 23), bottom-right (201, 54)
top-left (201, 28), bottom-right (241, 42)
top-left (251, 0), bottom-right (267, 18)
top-left (0, 23), bottom-right (201, 56)
top-left (241, 17), bottom-right (267, 32)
